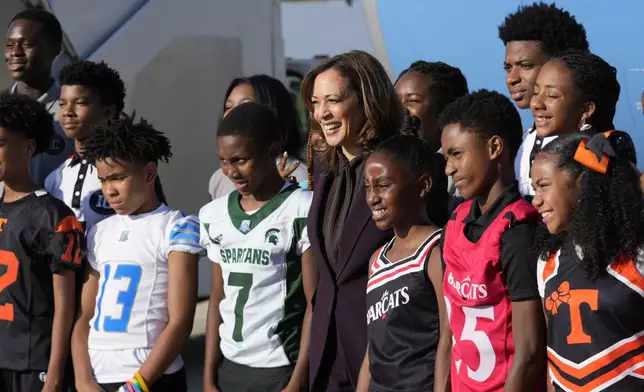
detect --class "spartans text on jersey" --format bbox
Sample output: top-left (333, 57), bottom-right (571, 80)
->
top-left (219, 248), bottom-right (270, 265)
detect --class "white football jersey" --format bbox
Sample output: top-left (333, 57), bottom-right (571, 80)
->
top-left (86, 204), bottom-right (202, 383)
top-left (45, 156), bottom-right (114, 230)
top-left (199, 183), bottom-right (312, 367)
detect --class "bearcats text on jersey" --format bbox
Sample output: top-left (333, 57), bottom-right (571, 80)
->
top-left (447, 272), bottom-right (488, 300)
top-left (366, 287), bottom-right (410, 325)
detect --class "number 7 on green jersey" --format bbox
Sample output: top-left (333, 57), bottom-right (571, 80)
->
top-left (228, 272), bottom-right (253, 342)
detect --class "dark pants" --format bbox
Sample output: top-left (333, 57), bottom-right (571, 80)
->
top-left (217, 357), bottom-right (293, 392)
top-left (311, 320), bottom-right (354, 392)
top-left (0, 369), bottom-right (49, 392)
top-left (0, 356), bottom-right (77, 392)
top-left (99, 368), bottom-right (187, 392)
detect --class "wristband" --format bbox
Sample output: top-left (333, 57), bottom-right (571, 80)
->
top-left (122, 371), bottom-right (149, 392)
top-left (134, 371), bottom-right (150, 392)
top-left (117, 383), bottom-right (138, 392)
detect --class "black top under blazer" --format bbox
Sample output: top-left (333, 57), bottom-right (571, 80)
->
top-left (307, 162), bottom-right (392, 390)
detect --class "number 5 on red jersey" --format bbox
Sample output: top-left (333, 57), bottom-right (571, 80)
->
top-left (445, 297), bottom-right (498, 384)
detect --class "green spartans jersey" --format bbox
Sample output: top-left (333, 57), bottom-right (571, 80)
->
top-left (199, 184), bottom-right (312, 367)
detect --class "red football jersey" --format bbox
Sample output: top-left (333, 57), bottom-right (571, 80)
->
top-left (442, 198), bottom-right (538, 391)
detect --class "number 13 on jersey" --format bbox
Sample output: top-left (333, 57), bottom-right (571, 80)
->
top-left (94, 264), bottom-right (142, 332)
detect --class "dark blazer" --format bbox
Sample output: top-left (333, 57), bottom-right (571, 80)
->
top-left (308, 165), bottom-right (392, 391)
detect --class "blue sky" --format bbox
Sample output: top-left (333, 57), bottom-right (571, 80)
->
top-left (281, 0), bottom-right (372, 59)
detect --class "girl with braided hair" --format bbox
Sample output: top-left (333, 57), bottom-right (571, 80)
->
top-left (301, 127), bottom-right (324, 190)
top-left (395, 61), bottom-right (468, 152)
top-left (395, 61), bottom-right (469, 222)
top-left (531, 131), bottom-right (644, 391)
top-left (356, 135), bottom-right (444, 392)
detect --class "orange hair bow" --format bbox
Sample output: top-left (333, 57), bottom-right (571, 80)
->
top-left (573, 131), bottom-right (615, 174)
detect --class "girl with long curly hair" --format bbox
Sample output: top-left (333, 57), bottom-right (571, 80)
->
top-left (531, 131), bottom-right (644, 391)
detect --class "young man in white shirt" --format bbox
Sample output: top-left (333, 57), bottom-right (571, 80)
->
top-left (498, 2), bottom-right (589, 198)
top-left (71, 114), bottom-right (200, 392)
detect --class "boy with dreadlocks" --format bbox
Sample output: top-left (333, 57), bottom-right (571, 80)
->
top-left (45, 60), bottom-right (125, 230)
top-left (0, 93), bottom-right (83, 392)
top-left (71, 114), bottom-right (201, 392)
top-left (498, 2), bottom-right (589, 198)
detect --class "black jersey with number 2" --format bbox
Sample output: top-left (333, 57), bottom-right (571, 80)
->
top-left (0, 190), bottom-right (83, 371)
top-left (366, 230), bottom-right (441, 392)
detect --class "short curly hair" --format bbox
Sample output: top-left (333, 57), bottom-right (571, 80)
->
top-left (217, 101), bottom-right (282, 148)
top-left (498, 2), bottom-right (589, 56)
top-left (397, 61), bottom-right (469, 116)
top-left (438, 89), bottom-right (523, 160)
top-left (82, 112), bottom-right (172, 166)
top-left (551, 50), bottom-right (620, 133)
top-left (0, 93), bottom-right (53, 155)
top-left (59, 60), bottom-right (126, 114)
top-left (533, 132), bottom-right (644, 281)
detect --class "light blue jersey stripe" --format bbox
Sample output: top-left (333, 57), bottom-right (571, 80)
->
top-left (169, 215), bottom-right (202, 252)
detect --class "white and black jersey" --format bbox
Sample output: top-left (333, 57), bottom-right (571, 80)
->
top-left (366, 230), bottom-right (441, 392)
top-left (45, 155), bottom-right (113, 231)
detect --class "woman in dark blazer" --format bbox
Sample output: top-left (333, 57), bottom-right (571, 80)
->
top-left (300, 50), bottom-right (404, 392)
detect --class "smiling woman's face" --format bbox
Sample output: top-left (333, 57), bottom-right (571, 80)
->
top-left (310, 68), bottom-right (366, 149)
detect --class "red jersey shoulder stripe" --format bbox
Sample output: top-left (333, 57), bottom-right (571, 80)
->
top-left (369, 244), bottom-right (388, 278)
top-left (367, 233), bottom-right (440, 292)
